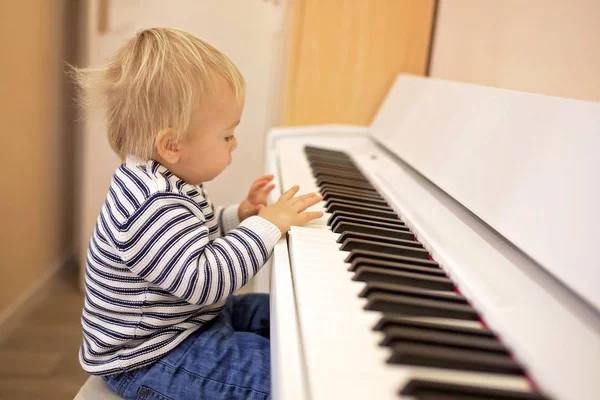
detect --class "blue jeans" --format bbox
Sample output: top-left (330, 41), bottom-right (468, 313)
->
top-left (103, 294), bottom-right (271, 400)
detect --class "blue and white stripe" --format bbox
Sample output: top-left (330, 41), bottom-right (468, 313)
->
top-left (79, 159), bottom-right (281, 375)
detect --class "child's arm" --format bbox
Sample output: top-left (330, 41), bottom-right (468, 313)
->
top-left (110, 192), bottom-right (281, 306)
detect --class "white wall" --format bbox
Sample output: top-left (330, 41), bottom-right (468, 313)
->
top-left (430, 0), bottom-right (600, 102)
top-left (79, 0), bottom-right (289, 279)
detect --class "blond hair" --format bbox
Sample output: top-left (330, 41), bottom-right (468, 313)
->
top-left (70, 27), bottom-right (245, 159)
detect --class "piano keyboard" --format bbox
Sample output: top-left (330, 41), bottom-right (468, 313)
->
top-left (286, 145), bottom-right (551, 399)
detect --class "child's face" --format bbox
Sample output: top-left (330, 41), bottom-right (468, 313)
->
top-left (176, 78), bottom-right (244, 184)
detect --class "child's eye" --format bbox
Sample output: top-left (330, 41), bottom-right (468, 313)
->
top-left (225, 135), bottom-right (235, 142)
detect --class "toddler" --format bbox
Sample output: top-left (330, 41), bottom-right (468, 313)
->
top-left (73, 27), bottom-right (322, 400)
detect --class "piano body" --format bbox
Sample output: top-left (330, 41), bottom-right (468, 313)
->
top-left (263, 74), bottom-right (600, 400)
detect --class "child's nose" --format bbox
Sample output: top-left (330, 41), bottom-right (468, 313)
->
top-left (230, 137), bottom-right (238, 152)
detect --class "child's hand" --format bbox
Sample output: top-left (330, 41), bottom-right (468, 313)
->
top-left (238, 174), bottom-right (277, 221)
top-left (258, 185), bottom-right (323, 235)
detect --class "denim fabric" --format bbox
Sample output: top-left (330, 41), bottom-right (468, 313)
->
top-left (103, 293), bottom-right (271, 400)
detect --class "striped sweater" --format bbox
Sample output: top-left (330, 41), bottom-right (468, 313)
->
top-left (79, 159), bottom-right (281, 375)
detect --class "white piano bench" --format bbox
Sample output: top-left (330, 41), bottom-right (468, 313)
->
top-left (74, 376), bottom-right (122, 400)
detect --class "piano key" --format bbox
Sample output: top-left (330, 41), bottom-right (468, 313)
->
top-left (359, 281), bottom-right (466, 303)
top-left (339, 232), bottom-right (424, 249)
top-left (320, 183), bottom-right (381, 197)
top-left (350, 258), bottom-right (444, 277)
top-left (380, 326), bottom-right (508, 353)
top-left (306, 149), bottom-right (352, 158)
top-left (373, 314), bottom-right (493, 336)
top-left (375, 315), bottom-right (488, 332)
top-left (326, 203), bottom-right (398, 219)
top-left (340, 238), bottom-right (430, 259)
top-left (305, 148), bottom-right (352, 158)
top-left (308, 157), bottom-right (357, 167)
top-left (320, 185), bottom-right (385, 199)
top-left (365, 293), bottom-right (479, 320)
top-left (325, 198), bottom-right (392, 211)
top-left (333, 222), bottom-right (415, 240)
top-left (309, 162), bottom-right (361, 174)
top-left (388, 343), bottom-right (523, 375)
top-left (304, 146), bottom-right (350, 157)
top-left (354, 266), bottom-right (454, 290)
top-left (315, 172), bottom-right (370, 183)
top-left (400, 379), bottom-right (549, 400)
top-left (329, 212), bottom-right (408, 232)
top-left (345, 250), bottom-right (439, 268)
top-left (316, 177), bottom-right (376, 191)
top-left (314, 170), bottom-right (368, 181)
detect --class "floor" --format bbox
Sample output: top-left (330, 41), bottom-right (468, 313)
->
top-left (0, 266), bottom-right (89, 400)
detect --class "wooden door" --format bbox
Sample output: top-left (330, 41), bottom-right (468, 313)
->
top-left (283, 0), bottom-right (436, 126)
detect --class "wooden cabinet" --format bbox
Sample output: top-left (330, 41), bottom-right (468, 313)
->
top-left (283, 0), bottom-right (436, 126)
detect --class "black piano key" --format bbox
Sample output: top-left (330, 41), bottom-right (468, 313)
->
top-left (323, 192), bottom-right (392, 210)
top-left (309, 161), bottom-right (360, 173)
top-left (316, 177), bottom-right (376, 191)
top-left (321, 186), bottom-right (385, 200)
top-left (304, 146), bottom-right (350, 157)
top-left (339, 232), bottom-right (423, 249)
top-left (388, 343), bottom-right (523, 375)
top-left (345, 250), bottom-right (439, 269)
top-left (320, 184), bottom-right (381, 197)
top-left (333, 222), bottom-right (415, 240)
top-left (374, 314), bottom-right (495, 337)
top-left (305, 148), bottom-right (352, 158)
top-left (311, 163), bottom-right (361, 172)
top-left (341, 238), bottom-right (430, 259)
top-left (351, 260), bottom-right (443, 277)
top-left (329, 211), bottom-right (407, 230)
top-left (308, 157), bottom-right (357, 167)
top-left (327, 204), bottom-right (398, 219)
top-left (314, 170), bottom-right (367, 181)
top-left (324, 198), bottom-right (394, 212)
top-left (306, 149), bottom-right (351, 159)
top-left (381, 326), bottom-right (507, 354)
top-left (400, 379), bottom-right (550, 400)
top-left (310, 163), bottom-right (362, 172)
top-left (316, 172), bottom-right (370, 183)
top-left (331, 216), bottom-right (410, 233)
top-left (365, 293), bottom-right (478, 320)
top-left (359, 281), bottom-right (465, 302)
top-left (355, 267), bottom-right (455, 291)
top-left (305, 145), bottom-right (349, 154)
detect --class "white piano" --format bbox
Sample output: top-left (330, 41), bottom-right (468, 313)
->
top-left (263, 75), bottom-right (600, 400)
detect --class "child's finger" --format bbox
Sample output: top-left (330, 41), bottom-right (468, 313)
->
top-left (251, 178), bottom-right (270, 191)
top-left (293, 194), bottom-right (323, 212)
top-left (291, 192), bottom-right (320, 206)
top-left (263, 183), bottom-right (276, 193)
top-left (280, 185), bottom-right (299, 201)
top-left (255, 174), bottom-right (274, 184)
top-left (297, 211), bottom-right (324, 225)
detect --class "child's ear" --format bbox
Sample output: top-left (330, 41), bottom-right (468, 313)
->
top-left (155, 128), bottom-right (181, 163)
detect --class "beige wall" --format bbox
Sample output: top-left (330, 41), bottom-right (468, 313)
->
top-left (430, 0), bottom-right (600, 102)
top-left (0, 1), bottom-right (76, 316)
